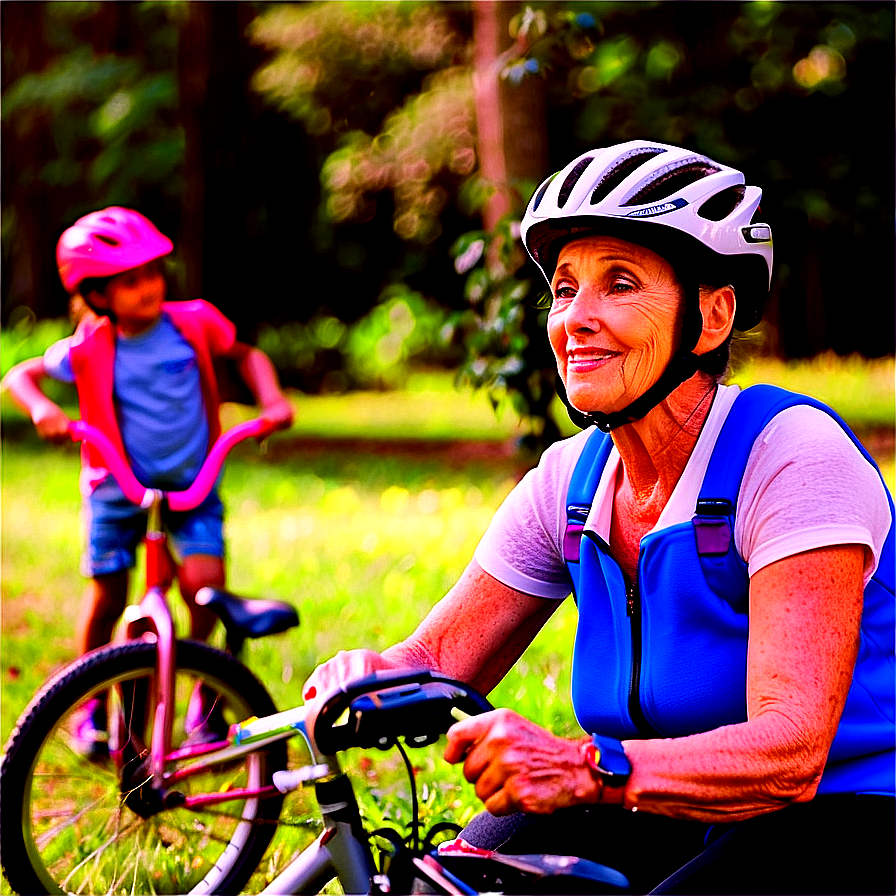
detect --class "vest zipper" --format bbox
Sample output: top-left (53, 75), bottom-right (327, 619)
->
top-left (626, 580), bottom-right (660, 738)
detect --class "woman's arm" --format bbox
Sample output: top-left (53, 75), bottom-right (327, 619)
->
top-left (301, 560), bottom-right (562, 719)
top-left (446, 543), bottom-right (865, 821)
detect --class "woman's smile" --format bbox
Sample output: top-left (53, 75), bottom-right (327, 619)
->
top-left (565, 346), bottom-right (621, 373)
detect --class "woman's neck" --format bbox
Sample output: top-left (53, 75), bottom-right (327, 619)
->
top-left (610, 374), bottom-right (718, 515)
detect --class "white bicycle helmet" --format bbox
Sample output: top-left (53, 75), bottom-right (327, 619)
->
top-left (521, 140), bottom-right (774, 429)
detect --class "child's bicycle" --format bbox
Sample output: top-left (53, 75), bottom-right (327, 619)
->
top-left (0, 422), bottom-right (631, 896)
top-left (0, 416), bottom-right (300, 894)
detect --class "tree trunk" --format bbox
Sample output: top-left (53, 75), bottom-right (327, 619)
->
top-left (472, 1), bottom-right (548, 233)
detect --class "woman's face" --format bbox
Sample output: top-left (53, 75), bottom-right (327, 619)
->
top-left (548, 236), bottom-right (683, 416)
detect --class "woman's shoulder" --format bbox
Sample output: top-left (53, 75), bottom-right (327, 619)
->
top-left (530, 426), bottom-right (606, 489)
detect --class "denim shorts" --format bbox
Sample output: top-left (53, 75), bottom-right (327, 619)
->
top-left (82, 476), bottom-right (225, 577)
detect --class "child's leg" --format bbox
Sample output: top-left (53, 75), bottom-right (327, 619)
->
top-left (77, 570), bottom-right (130, 653)
top-left (81, 478), bottom-right (143, 652)
top-left (178, 552), bottom-right (230, 744)
top-left (177, 553), bottom-right (225, 641)
top-left (168, 486), bottom-right (226, 642)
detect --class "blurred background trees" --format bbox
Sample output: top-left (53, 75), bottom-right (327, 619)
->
top-left (3, 1), bottom-right (893, 443)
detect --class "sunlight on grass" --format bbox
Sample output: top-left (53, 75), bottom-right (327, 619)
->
top-left (2, 353), bottom-right (892, 893)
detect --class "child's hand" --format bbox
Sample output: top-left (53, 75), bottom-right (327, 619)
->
top-left (32, 403), bottom-right (73, 444)
top-left (261, 396), bottom-right (294, 432)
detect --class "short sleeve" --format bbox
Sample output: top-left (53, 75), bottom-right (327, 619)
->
top-left (473, 429), bottom-right (594, 598)
top-left (198, 300), bottom-right (238, 356)
top-left (42, 337), bottom-right (75, 383)
top-left (735, 406), bottom-right (892, 584)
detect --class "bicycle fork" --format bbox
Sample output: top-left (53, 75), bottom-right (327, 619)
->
top-left (259, 773), bottom-right (378, 895)
top-left (114, 493), bottom-right (179, 780)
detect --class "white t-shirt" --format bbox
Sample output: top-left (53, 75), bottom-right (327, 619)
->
top-left (474, 384), bottom-right (892, 598)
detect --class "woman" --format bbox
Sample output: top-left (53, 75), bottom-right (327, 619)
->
top-left (303, 141), bottom-right (894, 894)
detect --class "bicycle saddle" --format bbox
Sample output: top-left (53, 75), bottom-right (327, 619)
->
top-left (313, 668), bottom-right (493, 755)
top-left (196, 587), bottom-right (299, 641)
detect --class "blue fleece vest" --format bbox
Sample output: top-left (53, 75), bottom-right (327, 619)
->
top-left (565, 385), bottom-right (895, 795)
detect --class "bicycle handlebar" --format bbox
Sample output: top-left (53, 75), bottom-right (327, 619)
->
top-left (69, 417), bottom-right (277, 511)
top-left (313, 668), bottom-right (494, 755)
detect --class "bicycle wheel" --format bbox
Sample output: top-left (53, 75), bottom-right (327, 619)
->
top-left (1, 639), bottom-right (288, 895)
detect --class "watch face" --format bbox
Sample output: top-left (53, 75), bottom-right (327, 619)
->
top-left (592, 735), bottom-right (631, 783)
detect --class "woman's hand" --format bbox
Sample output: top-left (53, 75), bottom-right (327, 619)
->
top-left (301, 648), bottom-right (404, 747)
top-left (444, 708), bottom-right (601, 816)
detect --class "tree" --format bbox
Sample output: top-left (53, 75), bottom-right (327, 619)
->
top-left (3, 2), bottom-right (893, 447)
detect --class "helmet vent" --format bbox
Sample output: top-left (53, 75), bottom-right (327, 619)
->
top-left (557, 157), bottom-right (593, 208)
top-left (589, 147), bottom-right (666, 205)
top-left (698, 185), bottom-right (746, 221)
top-left (95, 234), bottom-right (121, 247)
top-left (623, 160), bottom-right (721, 206)
top-left (531, 174), bottom-right (557, 212)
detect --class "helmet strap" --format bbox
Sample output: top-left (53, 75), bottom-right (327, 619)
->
top-left (559, 279), bottom-right (705, 433)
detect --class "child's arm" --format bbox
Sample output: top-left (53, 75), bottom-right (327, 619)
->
top-left (2, 357), bottom-right (73, 443)
top-left (233, 343), bottom-right (294, 431)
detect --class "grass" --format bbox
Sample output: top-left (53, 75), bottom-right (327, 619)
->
top-left (1, 354), bottom-right (892, 893)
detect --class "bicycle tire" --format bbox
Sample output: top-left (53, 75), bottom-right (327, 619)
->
top-left (1, 639), bottom-right (288, 895)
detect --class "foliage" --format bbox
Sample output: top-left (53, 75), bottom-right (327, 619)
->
top-left (447, 215), bottom-right (562, 448)
top-left (255, 285), bottom-right (459, 391)
top-left (3, 1), bottom-right (893, 450)
top-left (250, 2), bottom-right (473, 246)
top-left (2, 3), bottom-right (184, 210)
top-left (1, 314), bottom-right (71, 376)
top-left (0, 314), bottom-right (76, 406)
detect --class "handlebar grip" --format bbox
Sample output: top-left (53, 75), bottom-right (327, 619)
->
top-left (313, 668), bottom-right (493, 756)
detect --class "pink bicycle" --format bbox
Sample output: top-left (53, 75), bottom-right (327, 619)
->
top-left (0, 417), bottom-right (299, 894)
top-left (0, 420), bottom-right (629, 895)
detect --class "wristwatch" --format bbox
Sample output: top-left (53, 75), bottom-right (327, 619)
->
top-left (583, 734), bottom-right (631, 788)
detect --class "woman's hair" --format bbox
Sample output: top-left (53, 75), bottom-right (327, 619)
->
top-left (695, 333), bottom-right (732, 380)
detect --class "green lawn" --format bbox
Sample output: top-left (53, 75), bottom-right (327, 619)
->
top-left (1, 354), bottom-right (892, 893)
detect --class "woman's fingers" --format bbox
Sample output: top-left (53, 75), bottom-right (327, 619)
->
top-left (445, 708), bottom-right (600, 815)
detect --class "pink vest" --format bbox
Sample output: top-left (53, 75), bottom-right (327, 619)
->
top-left (68, 300), bottom-right (236, 491)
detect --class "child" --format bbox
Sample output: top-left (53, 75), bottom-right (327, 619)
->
top-left (3, 206), bottom-right (294, 754)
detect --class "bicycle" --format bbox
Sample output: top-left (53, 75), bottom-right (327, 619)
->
top-left (3, 661), bottom-right (631, 895)
top-left (1, 415), bottom-right (301, 894)
top-left (0, 420), bottom-right (630, 895)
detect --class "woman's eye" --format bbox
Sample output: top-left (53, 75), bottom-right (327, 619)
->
top-left (553, 284), bottom-right (576, 302)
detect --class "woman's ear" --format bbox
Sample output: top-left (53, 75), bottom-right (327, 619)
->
top-left (694, 285), bottom-right (736, 355)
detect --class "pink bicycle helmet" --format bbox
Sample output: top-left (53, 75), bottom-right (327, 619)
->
top-left (520, 140), bottom-right (774, 430)
top-left (56, 206), bottom-right (173, 294)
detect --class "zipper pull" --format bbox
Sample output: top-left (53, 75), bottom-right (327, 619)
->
top-left (626, 583), bottom-right (636, 616)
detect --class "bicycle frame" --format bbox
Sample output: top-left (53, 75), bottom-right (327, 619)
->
top-left (68, 417), bottom-right (276, 780)
top-left (133, 698), bottom-right (381, 894)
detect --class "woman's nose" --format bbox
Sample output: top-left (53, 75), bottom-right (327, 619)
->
top-left (564, 290), bottom-right (602, 333)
